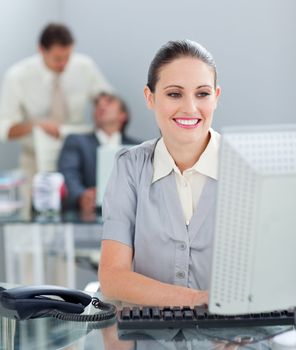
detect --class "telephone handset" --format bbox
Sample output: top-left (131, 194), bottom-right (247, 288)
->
top-left (0, 285), bottom-right (116, 322)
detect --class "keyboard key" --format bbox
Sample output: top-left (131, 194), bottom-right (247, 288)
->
top-left (271, 311), bottom-right (281, 317)
top-left (132, 307), bottom-right (140, 319)
top-left (174, 310), bottom-right (183, 320)
top-left (163, 310), bottom-right (173, 320)
top-left (184, 310), bottom-right (194, 320)
top-left (151, 307), bottom-right (161, 319)
top-left (142, 307), bottom-right (151, 319)
top-left (121, 307), bottom-right (131, 320)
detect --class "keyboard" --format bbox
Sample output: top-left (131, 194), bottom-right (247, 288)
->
top-left (117, 305), bottom-right (295, 330)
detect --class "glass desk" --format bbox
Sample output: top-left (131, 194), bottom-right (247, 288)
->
top-left (0, 283), bottom-right (293, 350)
top-left (0, 211), bottom-right (102, 289)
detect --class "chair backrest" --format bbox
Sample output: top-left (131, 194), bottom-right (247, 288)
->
top-left (32, 127), bottom-right (62, 172)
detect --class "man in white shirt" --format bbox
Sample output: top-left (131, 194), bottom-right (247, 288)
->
top-left (58, 93), bottom-right (139, 213)
top-left (0, 23), bottom-right (112, 211)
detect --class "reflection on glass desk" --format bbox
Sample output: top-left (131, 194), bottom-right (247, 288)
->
top-left (0, 283), bottom-right (294, 350)
top-left (0, 208), bottom-right (103, 224)
top-left (0, 211), bottom-right (103, 289)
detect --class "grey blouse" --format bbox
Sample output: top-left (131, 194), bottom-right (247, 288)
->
top-left (102, 139), bottom-right (217, 290)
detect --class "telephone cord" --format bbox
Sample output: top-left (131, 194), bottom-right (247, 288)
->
top-left (49, 297), bottom-right (117, 322)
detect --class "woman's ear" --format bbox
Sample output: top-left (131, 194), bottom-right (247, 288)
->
top-left (215, 86), bottom-right (221, 98)
top-left (214, 86), bottom-right (221, 110)
top-left (144, 85), bottom-right (154, 110)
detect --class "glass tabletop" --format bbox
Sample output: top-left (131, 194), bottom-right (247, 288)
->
top-left (0, 209), bottom-right (102, 225)
top-left (0, 283), bottom-right (293, 350)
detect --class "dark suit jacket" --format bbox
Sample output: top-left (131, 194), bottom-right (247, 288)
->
top-left (58, 132), bottom-right (139, 209)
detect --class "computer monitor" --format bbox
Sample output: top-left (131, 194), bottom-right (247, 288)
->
top-left (209, 125), bottom-right (296, 315)
top-left (96, 144), bottom-right (133, 208)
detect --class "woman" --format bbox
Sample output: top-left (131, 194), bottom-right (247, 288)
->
top-left (99, 39), bottom-right (221, 307)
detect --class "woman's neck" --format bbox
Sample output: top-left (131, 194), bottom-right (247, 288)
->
top-left (164, 132), bottom-right (211, 174)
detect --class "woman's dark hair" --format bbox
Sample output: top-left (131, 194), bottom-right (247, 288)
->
top-left (39, 23), bottom-right (74, 50)
top-left (147, 39), bottom-right (217, 92)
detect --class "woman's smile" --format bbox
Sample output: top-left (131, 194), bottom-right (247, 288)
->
top-left (173, 117), bottom-right (202, 129)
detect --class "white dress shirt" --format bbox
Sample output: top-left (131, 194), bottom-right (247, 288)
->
top-left (0, 52), bottom-right (112, 141)
top-left (152, 128), bottom-right (220, 225)
top-left (95, 129), bottom-right (122, 146)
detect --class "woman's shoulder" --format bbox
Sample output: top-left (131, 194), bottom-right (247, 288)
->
top-left (112, 139), bottom-right (158, 186)
top-left (116, 139), bottom-right (159, 163)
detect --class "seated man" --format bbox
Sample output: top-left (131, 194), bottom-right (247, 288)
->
top-left (58, 93), bottom-right (139, 212)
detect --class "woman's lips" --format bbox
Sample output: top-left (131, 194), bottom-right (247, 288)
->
top-left (173, 117), bottom-right (201, 129)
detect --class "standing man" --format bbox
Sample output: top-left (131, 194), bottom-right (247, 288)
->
top-left (0, 23), bottom-right (112, 211)
top-left (58, 93), bottom-right (139, 213)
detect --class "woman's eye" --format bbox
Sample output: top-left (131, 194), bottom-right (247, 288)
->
top-left (167, 92), bottom-right (181, 98)
top-left (197, 92), bottom-right (210, 97)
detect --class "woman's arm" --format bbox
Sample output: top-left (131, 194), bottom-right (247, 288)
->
top-left (99, 240), bottom-right (208, 307)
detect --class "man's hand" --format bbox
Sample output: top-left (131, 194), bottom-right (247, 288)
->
top-left (37, 120), bottom-right (60, 138)
top-left (79, 187), bottom-right (96, 213)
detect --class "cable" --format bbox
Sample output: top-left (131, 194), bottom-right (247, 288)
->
top-left (49, 297), bottom-right (117, 322)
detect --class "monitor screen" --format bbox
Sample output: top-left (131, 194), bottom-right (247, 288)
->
top-left (209, 125), bottom-right (296, 315)
top-left (96, 145), bottom-right (134, 208)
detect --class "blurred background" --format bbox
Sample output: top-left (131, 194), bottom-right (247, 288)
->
top-left (0, 0), bottom-right (295, 170)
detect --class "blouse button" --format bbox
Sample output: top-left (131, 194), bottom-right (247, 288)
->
top-left (179, 242), bottom-right (187, 250)
top-left (176, 271), bottom-right (185, 279)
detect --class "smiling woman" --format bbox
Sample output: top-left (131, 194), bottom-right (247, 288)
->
top-left (144, 52), bottom-right (220, 172)
top-left (99, 39), bottom-right (221, 307)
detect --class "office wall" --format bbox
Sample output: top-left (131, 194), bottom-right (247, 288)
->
top-left (0, 0), bottom-right (62, 170)
top-left (63, 0), bottom-right (296, 140)
top-left (0, 0), bottom-right (295, 170)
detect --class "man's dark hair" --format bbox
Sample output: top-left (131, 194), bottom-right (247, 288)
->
top-left (39, 23), bottom-right (74, 50)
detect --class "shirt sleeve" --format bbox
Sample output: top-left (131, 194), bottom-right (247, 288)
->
top-left (102, 149), bottom-right (137, 248)
top-left (0, 70), bottom-right (24, 141)
top-left (87, 58), bottom-right (114, 99)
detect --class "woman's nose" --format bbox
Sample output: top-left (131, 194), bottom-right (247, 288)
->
top-left (181, 96), bottom-right (198, 115)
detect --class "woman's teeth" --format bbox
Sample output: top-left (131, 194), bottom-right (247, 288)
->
top-left (174, 118), bottom-right (200, 126)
